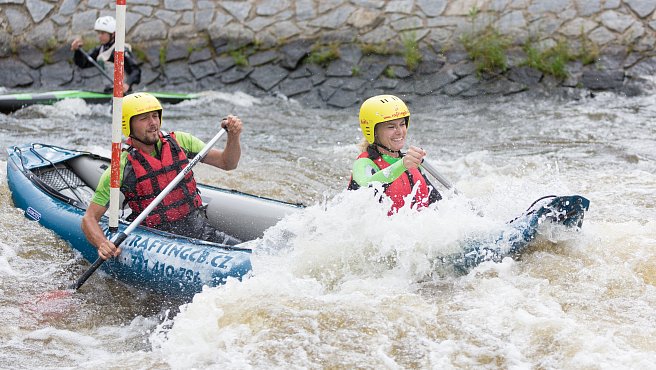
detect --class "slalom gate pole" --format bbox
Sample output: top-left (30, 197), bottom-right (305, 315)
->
top-left (109, 0), bottom-right (127, 233)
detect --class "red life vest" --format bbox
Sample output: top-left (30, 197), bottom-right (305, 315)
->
top-left (122, 132), bottom-right (202, 228)
top-left (348, 148), bottom-right (441, 214)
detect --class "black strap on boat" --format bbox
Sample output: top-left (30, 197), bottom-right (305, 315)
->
top-left (525, 195), bottom-right (558, 212)
top-left (508, 195), bottom-right (558, 224)
top-left (24, 144), bottom-right (87, 205)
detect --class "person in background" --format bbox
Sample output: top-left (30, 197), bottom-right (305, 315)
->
top-left (81, 92), bottom-right (243, 260)
top-left (70, 15), bottom-right (141, 94)
top-left (348, 94), bottom-right (441, 214)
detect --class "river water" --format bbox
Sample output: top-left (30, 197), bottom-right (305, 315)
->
top-left (0, 89), bottom-right (655, 369)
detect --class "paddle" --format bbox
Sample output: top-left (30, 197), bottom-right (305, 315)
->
top-left (77, 48), bottom-right (114, 83)
top-left (68, 128), bottom-right (227, 291)
top-left (421, 159), bottom-right (460, 195)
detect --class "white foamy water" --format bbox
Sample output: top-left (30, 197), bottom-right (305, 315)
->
top-left (1, 91), bottom-right (655, 369)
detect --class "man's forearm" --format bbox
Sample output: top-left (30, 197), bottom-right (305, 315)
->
top-left (221, 136), bottom-right (241, 170)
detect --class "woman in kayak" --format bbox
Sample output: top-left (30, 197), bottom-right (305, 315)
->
top-left (81, 92), bottom-right (242, 260)
top-left (70, 16), bottom-right (141, 94)
top-left (348, 94), bottom-right (441, 214)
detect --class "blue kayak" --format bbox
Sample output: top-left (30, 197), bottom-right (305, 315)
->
top-left (449, 194), bottom-right (589, 273)
top-left (6, 143), bottom-right (589, 297)
top-left (6, 143), bottom-right (301, 298)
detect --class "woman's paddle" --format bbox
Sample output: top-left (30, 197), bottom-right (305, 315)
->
top-left (78, 48), bottom-right (114, 83)
top-left (421, 159), bottom-right (460, 195)
top-left (67, 128), bottom-right (227, 291)
top-left (421, 158), bottom-right (486, 216)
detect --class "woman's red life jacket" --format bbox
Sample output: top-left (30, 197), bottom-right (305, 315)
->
top-left (122, 132), bottom-right (202, 227)
top-left (348, 148), bottom-right (441, 214)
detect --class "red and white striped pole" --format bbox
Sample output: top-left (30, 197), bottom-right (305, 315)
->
top-left (109, 0), bottom-right (126, 233)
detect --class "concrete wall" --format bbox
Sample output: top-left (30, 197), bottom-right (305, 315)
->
top-left (2, 0), bottom-right (656, 52)
top-left (2, 0), bottom-right (656, 107)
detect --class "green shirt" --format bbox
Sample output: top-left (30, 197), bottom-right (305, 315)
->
top-left (91, 131), bottom-right (205, 207)
top-left (351, 153), bottom-right (408, 187)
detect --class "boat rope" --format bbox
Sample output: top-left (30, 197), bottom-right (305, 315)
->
top-left (23, 144), bottom-right (88, 204)
top-left (525, 195), bottom-right (558, 212)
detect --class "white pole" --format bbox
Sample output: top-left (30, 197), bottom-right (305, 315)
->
top-left (109, 0), bottom-right (126, 232)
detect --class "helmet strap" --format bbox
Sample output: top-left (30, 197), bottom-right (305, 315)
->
top-left (129, 133), bottom-right (157, 148)
top-left (373, 142), bottom-right (401, 156)
top-left (129, 135), bottom-right (143, 144)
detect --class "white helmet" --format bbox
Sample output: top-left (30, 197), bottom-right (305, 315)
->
top-left (94, 16), bottom-right (116, 33)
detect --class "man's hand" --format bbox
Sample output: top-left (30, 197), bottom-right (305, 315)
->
top-left (97, 239), bottom-right (121, 260)
top-left (221, 115), bottom-right (243, 138)
top-left (82, 202), bottom-right (122, 261)
top-left (202, 114), bottom-right (243, 170)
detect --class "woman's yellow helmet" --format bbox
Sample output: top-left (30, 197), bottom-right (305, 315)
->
top-left (121, 92), bottom-right (163, 137)
top-left (358, 95), bottom-right (410, 144)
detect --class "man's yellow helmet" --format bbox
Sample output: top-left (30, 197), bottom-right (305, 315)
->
top-left (359, 94), bottom-right (410, 144)
top-left (121, 92), bottom-right (162, 137)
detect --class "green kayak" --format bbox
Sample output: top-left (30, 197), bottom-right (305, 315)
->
top-left (0, 90), bottom-right (198, 113)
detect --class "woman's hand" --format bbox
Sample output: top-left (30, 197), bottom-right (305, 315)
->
top-left (403, 146), bottom-right (426, 170)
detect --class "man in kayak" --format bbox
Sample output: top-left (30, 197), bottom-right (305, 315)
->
top-left (348, 94), bottom-right (441, 214)
top-left (81, 92), bottom-right (242, 260)
top-left (70, 15), bottom-right (141, 94)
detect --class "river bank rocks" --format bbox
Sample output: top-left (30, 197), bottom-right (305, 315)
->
top-left (2, 0), bottom-right (656, 108)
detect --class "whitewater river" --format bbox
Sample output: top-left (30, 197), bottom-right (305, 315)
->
top-left (1, 89), bottom-right (655, 369)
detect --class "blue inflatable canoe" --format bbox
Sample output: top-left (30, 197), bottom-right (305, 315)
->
top-left (6, 143), bottom-right (589, 297)
top-left (6, 143), bottom-right (302, 298)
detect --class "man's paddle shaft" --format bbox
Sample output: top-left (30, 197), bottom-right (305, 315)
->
top-left (68, 128), bottom-right (227, 291)
top-left (122, 128), bottom-right (226, 236)
top-left (421, 159), bottom-right (460, 195)
top-left (79, 48), bottom-right (114, 83)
